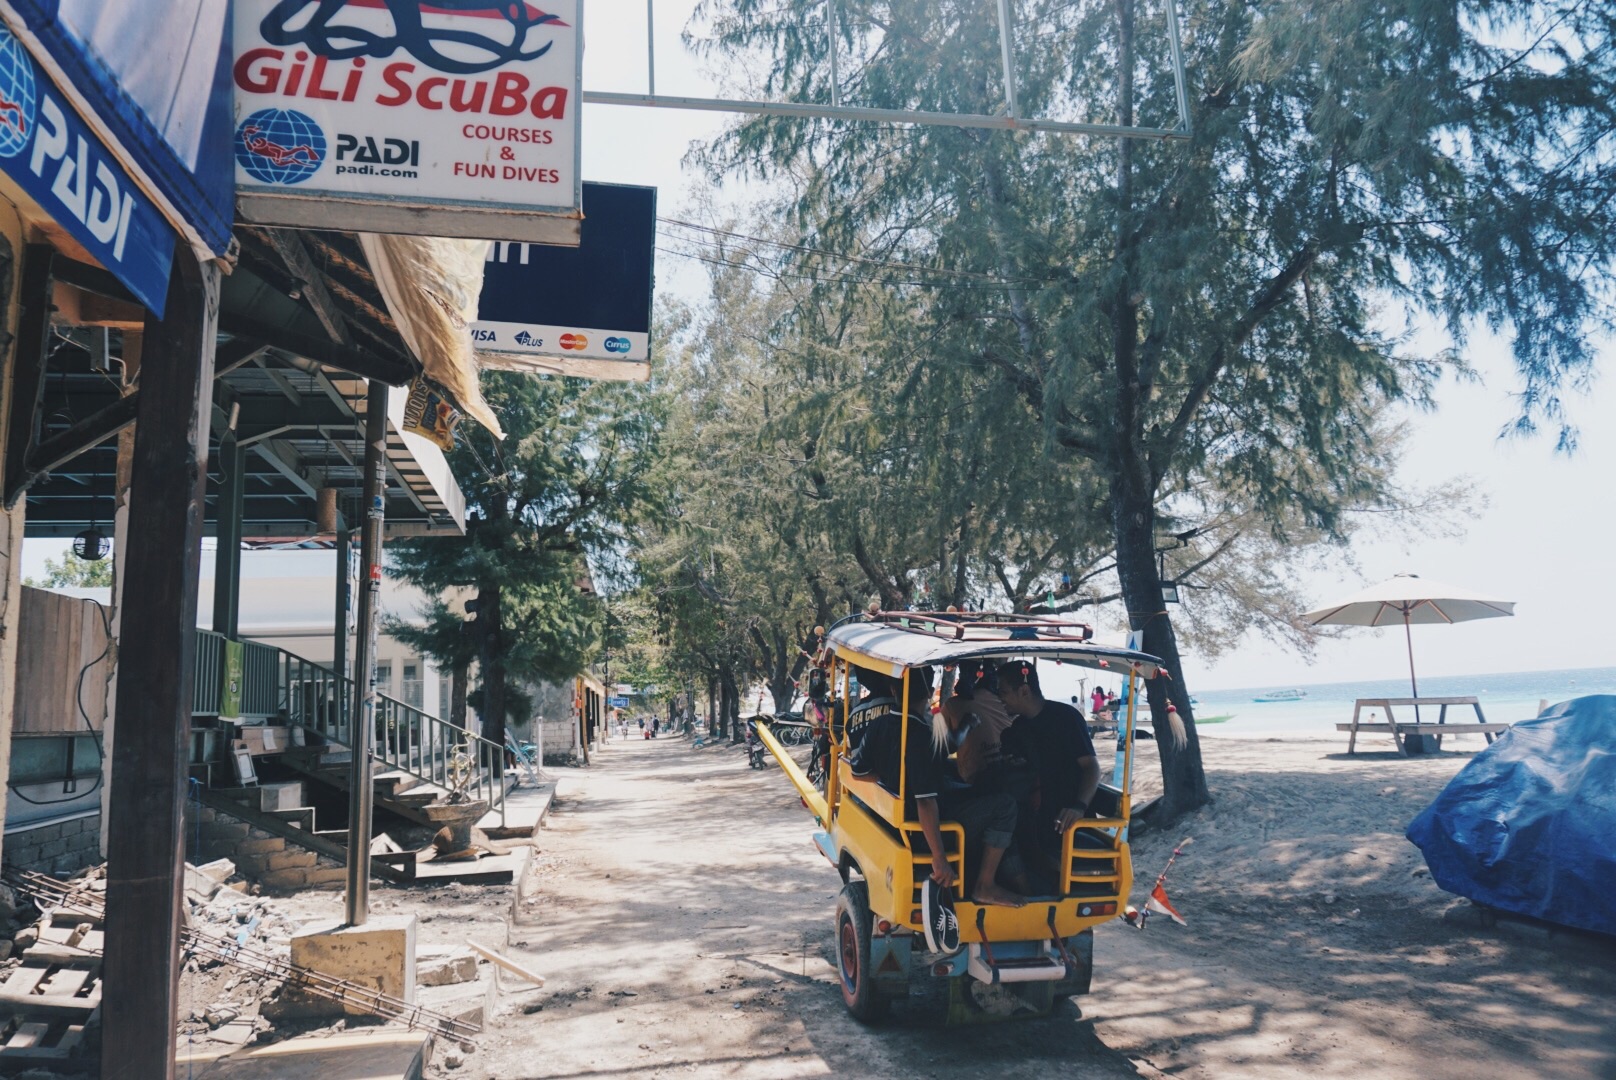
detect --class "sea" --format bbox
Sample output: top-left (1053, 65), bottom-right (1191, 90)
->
top-left (1182, 666), bottom-right (1616, 738)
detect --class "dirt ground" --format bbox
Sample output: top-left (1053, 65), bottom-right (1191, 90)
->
top-left (428, 729), bottom-right (1616, 1080)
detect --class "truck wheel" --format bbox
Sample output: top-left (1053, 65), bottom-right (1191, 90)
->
top-left (835, 880), bottom-right (888, 1022)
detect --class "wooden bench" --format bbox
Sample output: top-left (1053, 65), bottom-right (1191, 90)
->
top-left (1338, 697), bottom-right (1510, 756)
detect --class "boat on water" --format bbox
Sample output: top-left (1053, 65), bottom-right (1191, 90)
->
top-left (1254, 688), bottom-right (1307, 703)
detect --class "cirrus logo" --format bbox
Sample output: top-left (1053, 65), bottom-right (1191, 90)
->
top-left (0, 29), bottom-right (38, 160)
top-left (235, 108), bottom-right (326, 185)
top-left (559, 333), bottom-right (588, 351)
top-left (604, 337), bottom-right (631, 354)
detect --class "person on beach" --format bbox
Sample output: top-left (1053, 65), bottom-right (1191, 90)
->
top-left (999, 659), bottom-right (1102, 874)
top-left (848, 667), bottom-right (1024, 907)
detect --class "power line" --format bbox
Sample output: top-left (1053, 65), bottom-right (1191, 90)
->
top-left (657, 217), bottom-right (1053, 286)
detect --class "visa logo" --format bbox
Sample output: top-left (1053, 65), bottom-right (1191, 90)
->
top-left (471, 328), bottom-right (497, 342)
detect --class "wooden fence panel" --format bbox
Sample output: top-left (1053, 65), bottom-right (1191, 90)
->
top-left (11, 587), bottom-right (110, 734)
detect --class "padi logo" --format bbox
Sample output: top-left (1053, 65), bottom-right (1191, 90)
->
top-left (513, 330), bottom-right (543, 347)
top-left (558, 332), bottom-right (588, 351)
top-left (0, 29), bottom-right (38, 160)
top-left (471, 328), bottom-right (497, 342)
top-left (336, 134), bottom-right (418, 166)
top-left (235, 108), bottom-right (325, 184)
top-left (604, 337), bottom-right (632, 354)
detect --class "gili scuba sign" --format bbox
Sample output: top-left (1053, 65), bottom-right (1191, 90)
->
top-left (233, 0), bottom-right (582, 244)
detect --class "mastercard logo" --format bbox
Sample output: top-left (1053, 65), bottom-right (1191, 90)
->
top-left (559, 333), bottom-right (588, 351)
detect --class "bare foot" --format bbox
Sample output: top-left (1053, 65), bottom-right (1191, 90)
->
top-left (971, 883), bottom-right (1026, 907)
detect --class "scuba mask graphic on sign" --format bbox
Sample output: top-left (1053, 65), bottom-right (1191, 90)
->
top-left (234, 0), bottom-right (581, 214)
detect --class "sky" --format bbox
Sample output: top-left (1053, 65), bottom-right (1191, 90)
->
top-left (22, 3), bottom-right (1616, 694)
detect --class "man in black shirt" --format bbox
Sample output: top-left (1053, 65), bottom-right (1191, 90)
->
top-left (998, 660), bottom-right (1102, 867)
top-left (847, 667), bottom-right (1023, 907)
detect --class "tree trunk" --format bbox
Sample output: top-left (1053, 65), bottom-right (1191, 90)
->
top-left (720, 667), bottom-right (741, 742)
top-left (1110, 474), bottom-right (1210, 820)
top-left (477, 581), bottom-right (506, 770)
top-left (708, 675), bottom-right (718, 735)
top-left (450, 657), bottom-right (468, 730)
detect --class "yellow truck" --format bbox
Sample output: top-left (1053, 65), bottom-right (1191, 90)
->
top-left (757, 610), bottom-right (1162, 1023)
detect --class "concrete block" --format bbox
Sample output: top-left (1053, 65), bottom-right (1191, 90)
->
top-left (265, 850), bottom-right (317, 871)
top-left (235, 837), bottom-right (285, 856)
top-left (303, 866), bottom-right (349, 888)
top-left (286, 915), bottom-right (417, 1019)
top-left (417, 975), bottom-right (492, 1028)
top-left (202, 822), bottom-right (250, 843)
top-left (416, 946), bottom-right (479, 987)
top-left (38, 838), bottom-right (69, 859)
top-left (257, 869), bottom-right (307, 891)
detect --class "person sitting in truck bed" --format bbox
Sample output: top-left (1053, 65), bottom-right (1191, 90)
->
top-left (847, 666), bottom-right (1025, 907)
top-left (998, 659), bottom-right (1104, 876)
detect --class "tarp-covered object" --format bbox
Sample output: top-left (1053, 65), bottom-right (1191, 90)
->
top-left (1407, 695), bottom-right (1616, 937)
top-left (359, 234), bottom-right (504, 441)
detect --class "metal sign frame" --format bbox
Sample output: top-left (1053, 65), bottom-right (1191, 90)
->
top-left (583, 0), bottom-right (1191, 140)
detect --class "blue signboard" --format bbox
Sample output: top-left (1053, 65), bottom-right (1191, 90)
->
top-left (0, 24), bottom-right (175, 313)
top-left (475, 183), bottom-right (656, 374)
top-left (2, 0), bottom-right (235, 259)
top-left (608, 696), bottom-right (631, 709)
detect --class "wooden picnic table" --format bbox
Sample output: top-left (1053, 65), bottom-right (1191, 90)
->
top-left (1338, 696), bottom-right (1511, 756)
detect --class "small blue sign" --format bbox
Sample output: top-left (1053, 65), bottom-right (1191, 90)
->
top-left (0, 27), bottom-right (175, 315)
top-left (609, 696), bottom-right (631, 708)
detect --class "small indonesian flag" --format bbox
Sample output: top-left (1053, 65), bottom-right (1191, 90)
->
top-left (1146, 883), bottom-right (1186, 926)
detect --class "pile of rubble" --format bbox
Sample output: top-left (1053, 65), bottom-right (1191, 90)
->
top-left (0, 863), bottom-right (498, 1077)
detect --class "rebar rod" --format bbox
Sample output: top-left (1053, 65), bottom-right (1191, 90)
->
top-left (2, 871), bottom-right (479, 1042)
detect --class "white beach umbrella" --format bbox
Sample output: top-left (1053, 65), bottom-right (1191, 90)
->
top-left (1301, 572), bottom-right (1516, 698)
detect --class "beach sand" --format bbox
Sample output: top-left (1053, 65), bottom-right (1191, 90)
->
top-left (1088, 731), bottom-right (1616, 1078)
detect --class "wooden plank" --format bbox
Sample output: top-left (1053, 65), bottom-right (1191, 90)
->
top-left (0, 968), bottom-right (48, 996)
top-left (4, 1021), bottom-right (49, 1048)
top-left (101, 247), bottom-right (220, 1080)
top-left (0, 991), bottom-right (101, 1019)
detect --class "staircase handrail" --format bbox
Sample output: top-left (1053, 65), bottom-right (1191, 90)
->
top-left (261, 642), bottom-right (508, 828)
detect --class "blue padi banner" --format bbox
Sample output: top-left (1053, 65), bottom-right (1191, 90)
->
top-left (608, 696), bottom-right (630, 708)
top-left (1, 0), bottom-right (235, 259)
top-left (474, 182), bottom-right (655, 379)
top-left (0, 23), bottom-right (174, 313)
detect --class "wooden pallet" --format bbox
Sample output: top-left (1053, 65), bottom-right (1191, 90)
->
top-left (0, 949), bottom-right (101, 1070)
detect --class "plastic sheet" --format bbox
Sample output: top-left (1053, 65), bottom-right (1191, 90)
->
top-left (1406, 694), bottom-right (1616, 936)
top-left (358, 233), bottom-right (504, 440)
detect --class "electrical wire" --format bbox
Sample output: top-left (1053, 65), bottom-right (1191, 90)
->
top-left (7, 597), bottom-right (109, 806)
top-left (657, 216), bottom-right (1048, 284)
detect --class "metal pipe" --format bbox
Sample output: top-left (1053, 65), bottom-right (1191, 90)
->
top-left (646, 0), bottom-right (656, 94)
top-left (994, 0), bottom-right (1018, 118)
top-left (826, 0), bottom-right (840, 107)
top-left (345, 381), bottom-right (389, 925)
top-left (579, 90), bottom-right (1190, 139)
top-left (1163, 0), bottom-right (1192, 135)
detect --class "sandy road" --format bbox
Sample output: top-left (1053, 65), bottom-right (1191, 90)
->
top-left (456, 732), bottom-right (1616, 1080)
top-left (465, 734), bottom-right (1145, 1080)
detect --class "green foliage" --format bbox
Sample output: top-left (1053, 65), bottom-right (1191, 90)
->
top-left (683, 0), bottom-right (1611, 815)
top-left (26, 550), bottom-right (113, 589)
top-left (389, 371), bottom-right (663, 735)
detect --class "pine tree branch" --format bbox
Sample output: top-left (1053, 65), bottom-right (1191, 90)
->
top-left (1150, 238), bottom-right (1322, 487)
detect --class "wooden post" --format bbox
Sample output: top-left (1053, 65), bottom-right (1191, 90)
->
top-left (100, 247), bottom-right (218, 1080)
top-left (333, 517), bottom-right (351, 681)
top-left (345, 381), bottom-right (388, 925)
top-left (211, 431), bottom-right (243, 637)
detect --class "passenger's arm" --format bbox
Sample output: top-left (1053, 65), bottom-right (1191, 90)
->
top-left (1053, 754), bottom-right (1102, 833)
top-left (916, 797), bottom-right (957, 888)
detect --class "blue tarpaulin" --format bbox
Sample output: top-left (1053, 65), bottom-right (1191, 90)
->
top-left (1406, 694), bottom-right (1616, 937)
